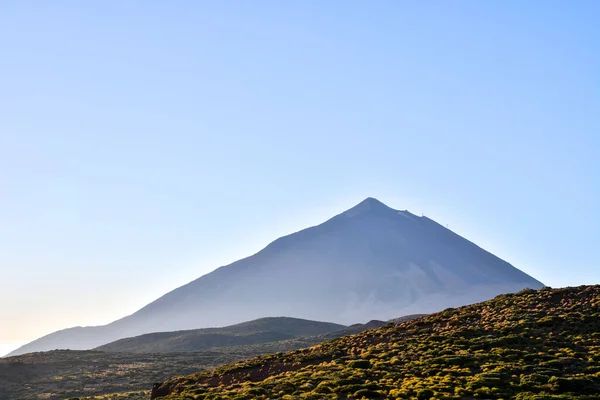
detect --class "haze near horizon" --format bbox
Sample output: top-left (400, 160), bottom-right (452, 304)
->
top-left (1, 1), bottom-right (599, 356)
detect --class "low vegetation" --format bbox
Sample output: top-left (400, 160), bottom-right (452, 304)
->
top-left (0, 319), bottom-right (400, 399)
top-left (0, 350), bottom-right (231, 400)
top-left (152, 285), bottom-right (600, 399)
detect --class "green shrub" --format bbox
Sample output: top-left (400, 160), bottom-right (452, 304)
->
top-left (347, 359), bottom-right (371, 369)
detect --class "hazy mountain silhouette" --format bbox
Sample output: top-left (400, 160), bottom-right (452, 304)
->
top-left (9, 197), bottom-right (543, 356)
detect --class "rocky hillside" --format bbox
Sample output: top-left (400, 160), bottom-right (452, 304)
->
top-left (152, 285), bottom-right (600, 400)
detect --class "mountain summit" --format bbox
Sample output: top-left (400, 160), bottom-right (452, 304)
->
top-left (343, 197), bottom-right (394, 214)
top-left (9, 198), bottom-right (543, 356)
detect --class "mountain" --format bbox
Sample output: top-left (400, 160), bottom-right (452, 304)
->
top-left (9, 197), bottom-right (543, 356)
top-left (151, 285), bottom-right (600, 400)
top-left (94, 317), bottom-right (345, 353)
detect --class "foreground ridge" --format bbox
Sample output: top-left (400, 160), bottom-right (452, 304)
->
top-left (152, 285), bottom-right (600, 400)
top-left (94, 317), bottom-right (347, 354)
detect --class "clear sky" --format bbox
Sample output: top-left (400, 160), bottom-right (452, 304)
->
top-left (1, 1), bottom-right (599, 356)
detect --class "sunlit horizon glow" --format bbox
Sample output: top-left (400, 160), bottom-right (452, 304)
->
top-left (0, 341), bottom-right (27, 358)
top-left (1, 1), bottom-right (598, 351)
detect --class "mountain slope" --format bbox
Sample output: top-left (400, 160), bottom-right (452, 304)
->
top-left (152, 285), bottom-right (600, 400)
top-left (10, 197), bottom-right (543, 356)
top-left (94, 317), bottom-right (345, 353)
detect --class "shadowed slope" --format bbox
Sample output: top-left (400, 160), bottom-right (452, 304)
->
top-left (94, 317), bottom-right (345, 353)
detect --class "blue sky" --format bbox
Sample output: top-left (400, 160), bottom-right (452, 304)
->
top-left (1, 1), bottom-right (599, 354)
